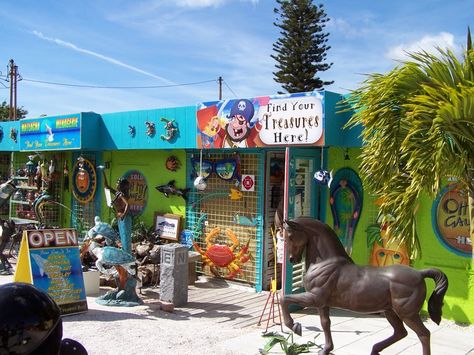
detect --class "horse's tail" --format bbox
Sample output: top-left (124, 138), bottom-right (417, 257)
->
top-left (421, 268), bottom-right (449, 325)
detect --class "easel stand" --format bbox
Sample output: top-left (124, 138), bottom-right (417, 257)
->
top-left (257, 278), bottom-right (283, 333)
top-left (257, 227), bottom-right (283, 333)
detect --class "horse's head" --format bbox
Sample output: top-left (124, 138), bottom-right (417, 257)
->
top-left (283, 219), bottom-right (308, 264)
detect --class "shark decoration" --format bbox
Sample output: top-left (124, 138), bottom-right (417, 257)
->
top-left (155, 180), bottom-right (189, 200)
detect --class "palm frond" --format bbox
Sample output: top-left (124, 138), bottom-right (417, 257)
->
top-left (342, 33), bottom-right (474, 257)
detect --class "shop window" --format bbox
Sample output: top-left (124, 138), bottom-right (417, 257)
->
top-left (186, 151), bottom-right (261, 286)
top-left (0, 154), bottom-right (11, 219)
top-left (9, 153), bottom-right (65, 227)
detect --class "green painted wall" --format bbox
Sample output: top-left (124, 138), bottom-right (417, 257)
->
top-left (99, 150), bottom-right (187, 228)
top-left (414, 192), bottom-right (474, 323)
top-left (326, 147), bottom-right (474, 324)
top-left (326, 147), bottom-right (371, 265)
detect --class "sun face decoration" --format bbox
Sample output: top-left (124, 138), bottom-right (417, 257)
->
top-left (367, 222), bottom-right (410, 267)
top-left (72, 157), bottom-right (97, 204)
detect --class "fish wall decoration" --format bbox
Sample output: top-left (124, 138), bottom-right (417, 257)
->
top-left (233, 213), bottom-right (259, 227)
top-left (155, 180), bottom-right (189, 200)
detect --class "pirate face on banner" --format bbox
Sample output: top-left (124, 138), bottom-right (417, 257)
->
top-left (224, 99), bottom-right (255, 146)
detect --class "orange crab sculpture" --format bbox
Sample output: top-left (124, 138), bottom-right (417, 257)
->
top-left (193, 227), bottom-right (251, 279)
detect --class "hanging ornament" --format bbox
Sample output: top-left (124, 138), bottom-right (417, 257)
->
top-left (313, 147), bottom-right (333, 187)
top-left (49, 159), bottom-right (55, 177)
top-left (194, 176), bottom-right (207, 191)
top-left (25, 156), bottom-right (37, 186)
top-left (193, 149), bottom-right (207, 191)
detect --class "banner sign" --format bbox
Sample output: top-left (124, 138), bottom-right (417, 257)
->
top-left (14, 228), bottom-right (88, 315)
top-left (19, 114), bottom-right (81, 151)
top-left (197, 91), bottom-right (324, 148)
top-left (432, 183), bottom-right (471, 257)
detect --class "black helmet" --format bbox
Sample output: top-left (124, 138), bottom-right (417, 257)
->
top-left (60, 339), bottom-right (88, 355)
top-left (0, 282), bottom-right (63, 355)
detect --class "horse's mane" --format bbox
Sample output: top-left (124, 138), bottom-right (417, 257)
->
top-left (292, 216), bottom-right (354, 263)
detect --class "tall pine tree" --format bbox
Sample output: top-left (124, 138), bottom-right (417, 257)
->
top-left (272, 0), bottom-right (333, 93)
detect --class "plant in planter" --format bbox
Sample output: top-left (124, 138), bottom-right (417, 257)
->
top-left (131, 219), bottom-right (157, 244)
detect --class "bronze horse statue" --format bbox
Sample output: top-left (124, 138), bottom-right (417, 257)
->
top-left (280, 216), bottom-right (448, 355)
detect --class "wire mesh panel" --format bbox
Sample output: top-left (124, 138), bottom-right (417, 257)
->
top-left (0, 153), bottom-right (12, 219)
top-left (186, 151), bottom-right (262, 286)
top-left (71, 153), bottom-right (98, 236)
top-left (9, 153), bottom-right (65, 227)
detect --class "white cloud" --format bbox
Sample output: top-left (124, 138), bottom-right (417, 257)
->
top-left (175, 0), bottom-right (226, 8)
top-left (386, 32), bottom-right (460, 61)
top-left (327, 17), bottom-right (359, 37)
top-left (175, 0), bottom-right (259, 8)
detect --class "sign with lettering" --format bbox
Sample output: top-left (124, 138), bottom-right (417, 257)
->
top-left (19, 114), bottom-right (81, 151)
top-left (432, 183), bottom-right (471, 257)
top-left (123, 170), bottom-right (148, 216)
top-left (196, 92), bottom-right (324, 148)
top-left (13, 228), bottom-right (88, 315)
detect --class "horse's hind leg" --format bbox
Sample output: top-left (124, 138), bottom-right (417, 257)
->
top-left (371, 310), bottom-right (407, 355)
top-left (402, 315), bottom-right (431, 355)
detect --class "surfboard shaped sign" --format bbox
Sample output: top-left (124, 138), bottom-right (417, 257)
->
top-left (14, 228), bottom-right (88, 315)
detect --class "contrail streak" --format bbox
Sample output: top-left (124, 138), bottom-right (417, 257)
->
top-left (32, 30), bottom-right (174, 84)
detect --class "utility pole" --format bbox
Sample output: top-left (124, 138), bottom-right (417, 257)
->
top-left (218, 76), bottom-right (223, 100)
top-left (8, 59), bottom-right (19, 121)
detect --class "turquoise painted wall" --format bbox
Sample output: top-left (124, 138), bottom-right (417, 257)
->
top-left (324, 91), bottom-right (361, 148)
top-left (100, 106), bottom-right (196, 150)
top-left (0, 121), bottom-right (20, 151)
top-left (99, 150), bottom-right (187, 229)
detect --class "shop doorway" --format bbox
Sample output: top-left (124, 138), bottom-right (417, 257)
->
top-left (262, 148), bottom-right (321, 292)
top-left (262, 151), bottom-right (284, 291)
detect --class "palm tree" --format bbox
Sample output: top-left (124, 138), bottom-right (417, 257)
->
top-left (344, 30), bottom-right (474, 257)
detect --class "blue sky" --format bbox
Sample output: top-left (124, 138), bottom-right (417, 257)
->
top-left (1, 0), bottom-right (472, 118)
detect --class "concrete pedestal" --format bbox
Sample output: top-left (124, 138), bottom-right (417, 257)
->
top-left (160, 244), bottom-right (188, 306)
top-left (188, 251), bottom-right (201, 285)
top-left (82, 270), bottom-right (100, 296)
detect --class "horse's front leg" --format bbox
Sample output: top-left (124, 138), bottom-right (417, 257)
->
top-left (318, 306), bottom-right (334, 355)
top-left (280, 291), bottom-right (316, 336)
